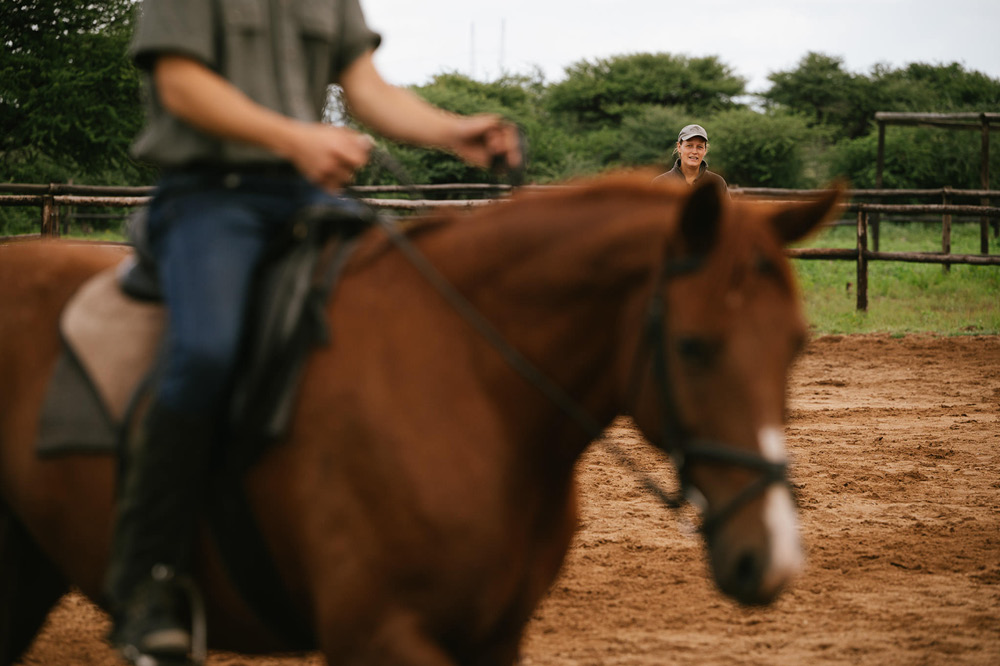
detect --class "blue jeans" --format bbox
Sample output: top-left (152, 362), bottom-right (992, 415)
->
top-left (146, 169), bottom-right (341, 417)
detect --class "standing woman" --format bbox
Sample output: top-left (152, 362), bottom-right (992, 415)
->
top-left (654, 123), bottom-right (729, 194)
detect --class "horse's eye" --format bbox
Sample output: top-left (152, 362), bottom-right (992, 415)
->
top-left (677, 336), bottom-right (719, 369)
top-left (755, 253), bottom-right (779, 276)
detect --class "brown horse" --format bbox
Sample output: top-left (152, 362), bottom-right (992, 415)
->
top-left (0, 175), bottom-right (838, 665)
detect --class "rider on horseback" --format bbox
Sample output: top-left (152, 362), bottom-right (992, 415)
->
top-left (109, 2), bottom-right (521, 664)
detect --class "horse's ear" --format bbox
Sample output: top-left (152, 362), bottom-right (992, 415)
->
top-left (771, 186), bottom-right (843, 245)
top-left (677, 179), bottom-right (724, 257)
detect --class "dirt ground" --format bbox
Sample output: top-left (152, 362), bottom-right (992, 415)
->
top-left (17, 334), bottom-right (1000, 665)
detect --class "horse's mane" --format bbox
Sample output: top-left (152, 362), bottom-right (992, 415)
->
top-left (348, 172), bottom-right (683, 272)
top-left (344, 172), bottom-right (812, 315)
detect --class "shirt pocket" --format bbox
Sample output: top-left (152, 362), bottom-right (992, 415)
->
top-left (293, 0), bottom-right (338, 105)
top-left (220, 0), bottom-right (266, 32)
top-left (218, 0), bottom-right (273, 108)
top-left (296, 0), bottom-right (338, 41)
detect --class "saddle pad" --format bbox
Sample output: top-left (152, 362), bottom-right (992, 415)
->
top-left (37, 265), bottom-right (164, 455)
top-left (35, 261), bottom-right (317, 648)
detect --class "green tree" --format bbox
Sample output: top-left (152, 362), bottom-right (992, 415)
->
top-left (591, 105), bottom-right (690, 171)
top-left (0, 0), bottom-right (145, 181)
top-left (827, 128), bottom-right (1000, 190)
top-left (546, 53), bottom-right (746, 127)
top-left (870, 62), bottom-right (1000, 113)
top-left (708, 110), bottom-right (821, 188)
top-left (352, 72), bottom-right (574, 185)
top-left (764, 54), bottom-right (1000, 141)
top-left (762, 52), bottom-right (875, 140)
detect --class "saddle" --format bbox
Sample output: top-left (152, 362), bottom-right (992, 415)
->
top-left (41, 199), bottom-right (371, 454)
top-left (37, 198), bottom-right (373, 648)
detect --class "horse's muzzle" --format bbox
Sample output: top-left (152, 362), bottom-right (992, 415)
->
top-left (709, 484), bottom-right (803, 606)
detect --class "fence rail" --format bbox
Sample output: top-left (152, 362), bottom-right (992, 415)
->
top-left (2, 184), bottom-right (998, 311)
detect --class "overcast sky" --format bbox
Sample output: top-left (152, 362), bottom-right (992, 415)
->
top-left (363, 0), bottom-right (1000, 93)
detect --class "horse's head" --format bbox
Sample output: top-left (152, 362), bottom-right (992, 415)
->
top-left (628, 180), bottom-right (840, 605)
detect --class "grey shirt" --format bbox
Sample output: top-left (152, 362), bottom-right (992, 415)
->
top-left (130, 0), bottom-right (380, 167)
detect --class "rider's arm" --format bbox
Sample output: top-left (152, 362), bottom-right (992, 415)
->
top-left (152, 54), bottom-right (373, 190)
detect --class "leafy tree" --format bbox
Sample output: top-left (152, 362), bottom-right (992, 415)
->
top-left (546, 53), bottom-right (746, 127)
top-left (870, 62), bottom-right (1000, 113)
top-left (412, 71), bottom-right (543, 116)
top-left (351, 72), bottom-right (574, 185)
top-left (708, 110), bottom-right (820, 188)
top-left (764, 54), bottom-right (1000, 141)
top-left (615, 105), bottom-right (696, 170)
top-left (765, 56), bottom-right (1000, 189)
top-left (827, 128), bottom-right (1000, 190)
top-left (0, 0), bottom-right (145, 181)
top-left (761, 52), bottom-right (875, 140)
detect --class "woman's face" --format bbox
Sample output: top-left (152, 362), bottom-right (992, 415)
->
top-left (677, 137), bottom-right (708, 169)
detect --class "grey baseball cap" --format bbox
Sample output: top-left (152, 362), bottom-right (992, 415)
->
top-left (678, 124), bottom-right (708, 142)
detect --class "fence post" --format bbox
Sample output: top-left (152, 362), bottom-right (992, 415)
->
top-left (40, 194), bottom-right (60, 237)
top-left (856, 209), bottom-right (868, 311)
top-left (942, 188), bottom-right (952, 273)
top-left (873, 121), bottom-right (885, 252)
top-left (982, 115), bottom-right (992, 251)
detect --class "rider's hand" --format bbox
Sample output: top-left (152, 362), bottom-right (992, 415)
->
top-left (282, 123), bottom-right (374, 191)
top-left (447, 115), bottom-right (522, 174)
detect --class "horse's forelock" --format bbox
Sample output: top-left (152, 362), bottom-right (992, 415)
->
top-left (704, 202), bottom-right (800, 298)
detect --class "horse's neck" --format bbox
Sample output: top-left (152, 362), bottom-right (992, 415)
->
top-left (416, 191), bottom-right (672, 446)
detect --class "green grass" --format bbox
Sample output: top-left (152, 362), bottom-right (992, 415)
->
top-left (793, 221), bottom-right (1000, 335)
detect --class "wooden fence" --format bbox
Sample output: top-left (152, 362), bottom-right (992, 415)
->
top-left (2, 183), bottom-right (998, 311)
top-left (873, 112), bottom-right (998, 254)
top-left (789, 203), bottom-right (1000, 311)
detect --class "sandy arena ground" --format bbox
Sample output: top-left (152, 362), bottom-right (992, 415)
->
top-left (17, 334), bottom-right (1000, 665)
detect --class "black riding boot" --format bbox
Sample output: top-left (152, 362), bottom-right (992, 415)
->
top-left (105, 400), bottom-right (214, 666)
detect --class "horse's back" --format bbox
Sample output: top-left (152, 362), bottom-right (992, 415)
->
top-left (0, 240), bottom-right (126, 299)
top-left (1, 241), bottom-right (127, 343)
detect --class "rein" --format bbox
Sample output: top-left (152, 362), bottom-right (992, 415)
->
top-left (356, 149), bottom-right (789, 539)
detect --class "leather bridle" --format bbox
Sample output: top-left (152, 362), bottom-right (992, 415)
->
top-left (358, 146), bottom-right (790, 538)
top-left (370, 206), bottom-right (790, 539)
top-left (631, 255), bottom-right (790, 539)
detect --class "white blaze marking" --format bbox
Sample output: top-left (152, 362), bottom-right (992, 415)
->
top-left (758, 426), bottom-right (804, 592)
top-left (759, 425), bottom-right (787, 463)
